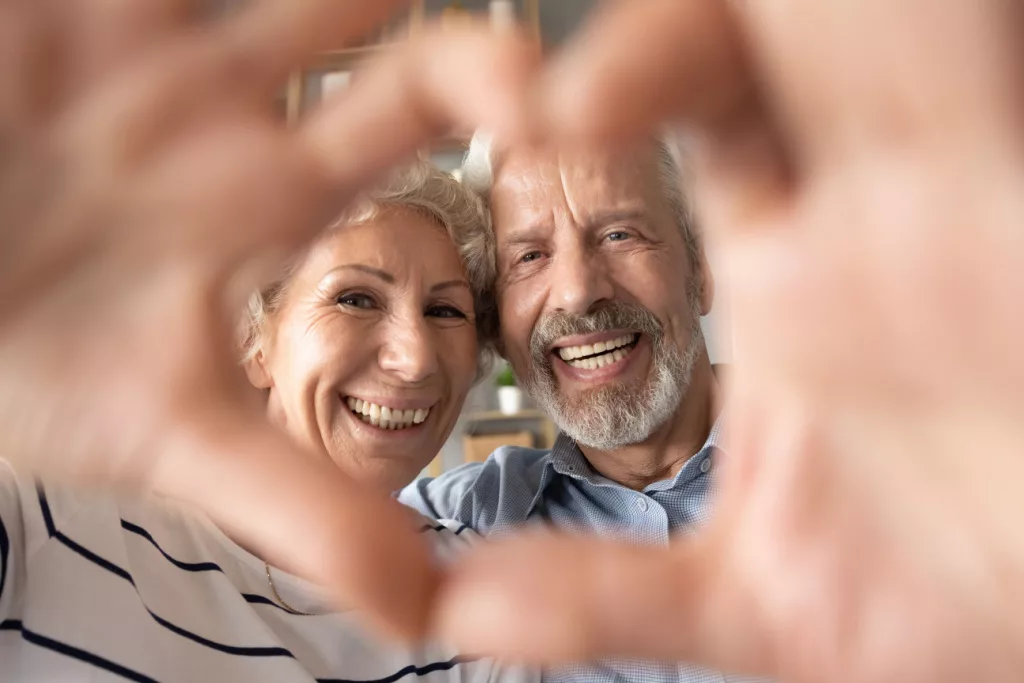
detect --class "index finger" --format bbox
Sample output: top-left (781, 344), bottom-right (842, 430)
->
top-left (298, 23), bottom-right (541, 187)
top-left (66, 0), bottom-right (413, 153)
top-left (432, 533), bottom-right (761, 671)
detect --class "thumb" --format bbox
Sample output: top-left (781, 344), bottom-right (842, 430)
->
top-left (537, 0), bottom-right (750, 142)
top-left (154, 404), bottom-right (440, 642)
top-left (433, 532), bottom-right (767, 674)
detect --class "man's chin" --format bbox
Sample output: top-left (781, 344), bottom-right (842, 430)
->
top-left (553, 379), bottom-right (644, 407)
top-left (549, 388), bottom-right (645, 427)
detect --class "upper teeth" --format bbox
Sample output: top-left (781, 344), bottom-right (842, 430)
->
top-left (346, 398), bottom-right (429, 430)
top-left (557, 334), bottom-right (637, 361)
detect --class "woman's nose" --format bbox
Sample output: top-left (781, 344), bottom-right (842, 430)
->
top-left (377, 318), bottom-right (439, 384)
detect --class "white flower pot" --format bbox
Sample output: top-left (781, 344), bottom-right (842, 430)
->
top-left (497, 386), bottom-right (523, 415)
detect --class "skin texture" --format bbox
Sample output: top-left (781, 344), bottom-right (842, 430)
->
top-left (490, 143), bottom-right (718, 490)
top-left (248, 210), bottom-right (478, 494)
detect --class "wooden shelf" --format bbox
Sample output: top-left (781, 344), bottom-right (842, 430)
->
top-left (464, 408), bottom-right (557, 451)
top-left (312, 44), bottom-right (391, 66)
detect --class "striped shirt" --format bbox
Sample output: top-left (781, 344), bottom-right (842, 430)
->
top-left (0, 460), bottom-right (535, 683)
top-left (401, 417), bottom-right (767, 683)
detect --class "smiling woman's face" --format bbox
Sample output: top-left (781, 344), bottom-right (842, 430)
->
top-left (248, 207), bottom-right (479, 493)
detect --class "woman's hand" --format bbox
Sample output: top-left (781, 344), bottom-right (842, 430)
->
top-left (436, 1), bottom-right (1024, 681)
top-left (0, 0), bottom-right (536, 641)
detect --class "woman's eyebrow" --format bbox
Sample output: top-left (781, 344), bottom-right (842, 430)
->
top-left (430, 280), bottom-right (470, 293)
top-left (326, 264), bottom-right (396, 284)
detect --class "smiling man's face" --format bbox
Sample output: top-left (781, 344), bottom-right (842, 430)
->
top-left (491, 143), bottom-right (711, 451)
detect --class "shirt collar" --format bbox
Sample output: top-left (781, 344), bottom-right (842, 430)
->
top-left (537, 410), bottom-right (727, 501)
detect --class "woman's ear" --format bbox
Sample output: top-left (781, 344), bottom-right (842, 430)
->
top-left (244, 348), bottom-right (273, 390)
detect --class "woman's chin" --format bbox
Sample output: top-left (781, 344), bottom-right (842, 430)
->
top-left (322, 408), bottom-right (442, 485)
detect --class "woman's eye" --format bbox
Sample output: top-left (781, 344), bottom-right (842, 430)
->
top-left (427, 305), bottom-right (467, 320)
top-left (337, 293), bottom-right (376, 310)
top-left (606, 230), bottom-right (631, 242)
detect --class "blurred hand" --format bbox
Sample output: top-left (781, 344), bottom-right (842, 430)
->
top-left (0, 0), bottom-right (536, 641)
top-left (436, 1), bottom-right (1024, 681)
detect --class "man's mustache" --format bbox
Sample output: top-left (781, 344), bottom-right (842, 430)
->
top-left (529, 302), bottom-right (664, 365)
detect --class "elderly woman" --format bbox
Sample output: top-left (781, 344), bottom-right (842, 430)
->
top-left (240, 161), bottom-right (491, 495)
top-left (0, 163), bottom-right (530, 683)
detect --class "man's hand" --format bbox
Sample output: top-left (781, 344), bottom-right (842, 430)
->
top-left (0, 0), bottom-right (536, 641)
top-left (435, 1), bottom-right (1024, 681)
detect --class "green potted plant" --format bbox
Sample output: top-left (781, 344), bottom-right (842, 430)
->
top-left (495, 363), bottom-right (522, 415)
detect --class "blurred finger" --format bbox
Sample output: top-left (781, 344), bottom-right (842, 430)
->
top-left (67, 0), bottom-right (195, 88)
top-left (537, 0), bottom-right (795, 250)
top-left (434, 534), bottom-right (762, 671)
top-left (212, 0), bottom-right (412, 97)
top-left (539, 0), bottom-right (751, 143)
top-left (157, 405), bottom-right (441, 640)
top-left (62, 0), bottom-right (413, 172)
top-left (0, 1), bottom-right (63, 128)
top-left (299, 24), bottom-right (540, 187)
top-left (128, 118), bottom-right (338, 264)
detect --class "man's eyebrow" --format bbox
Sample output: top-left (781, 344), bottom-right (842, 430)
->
top-left (582, 208), bottom-right (650, 231)
top-left (327, 264), bottom-right (396, 283)
top-left (430, 280), bottom-right (470, 293)
top-left (499, 209), bottom-right (651, 246)
top-left (498, 222), bottom-right (550, 248)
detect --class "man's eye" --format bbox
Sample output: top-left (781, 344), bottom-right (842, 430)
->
top-left (427, 305), bottom-right (466, 319)
top-left (518, 251), bottom-right (543, 264)
top-left (606, 231), bottom-right (631, 242)
top-left (337, 293), bottom-right (376, 310)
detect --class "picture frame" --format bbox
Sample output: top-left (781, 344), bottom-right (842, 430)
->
top-left (284, 0), bottom-right (542, 128)
top-left (285, 2), bottom-right (425, 124)
top-left (285, 49), bottom-right (368, 124)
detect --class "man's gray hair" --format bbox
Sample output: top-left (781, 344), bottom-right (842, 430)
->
top-left (459, 131), bottom-right (703, 350)
top-left (241, 161), bottom-right (492, 363)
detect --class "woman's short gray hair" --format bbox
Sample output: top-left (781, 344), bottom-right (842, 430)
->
top-left (460, 131), bottom-right (703, 348)
top-left (240, 161), bottom-right (493, 363)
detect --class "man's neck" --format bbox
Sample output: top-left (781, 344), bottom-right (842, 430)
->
top-left (578, 359), bottom-right (721, 491)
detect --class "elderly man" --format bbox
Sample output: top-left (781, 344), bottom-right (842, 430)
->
top-left (400, 136), bottom-right (752, 683)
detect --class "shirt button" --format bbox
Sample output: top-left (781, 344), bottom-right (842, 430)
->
top-left (637, 497), bottom-right (649, 511)
top-left (700, 458), bottom-right (712, 474)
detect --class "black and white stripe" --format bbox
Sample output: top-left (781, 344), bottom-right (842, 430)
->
top-left (0, 476), bottom-right (531, 683)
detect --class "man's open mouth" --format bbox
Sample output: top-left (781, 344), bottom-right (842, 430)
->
top-left (554, 333), bottom-right (640, 370)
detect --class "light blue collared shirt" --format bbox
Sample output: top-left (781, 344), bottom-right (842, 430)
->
top-left (401, 417), bottom-right (765, 683)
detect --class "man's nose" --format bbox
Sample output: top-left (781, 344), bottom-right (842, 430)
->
top-left (549, 246), bottom-right (615, 315)
top-left (377, 317), bottom-right (439, 384)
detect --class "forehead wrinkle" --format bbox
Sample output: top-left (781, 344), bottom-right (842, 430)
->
top-left (555, 149), bottom-right (647, 231)
top-left (494, 162), bottom-right (559, 245)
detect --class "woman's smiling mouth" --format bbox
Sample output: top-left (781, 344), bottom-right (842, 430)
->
top-left (345, 396), bottom-right (431, 430)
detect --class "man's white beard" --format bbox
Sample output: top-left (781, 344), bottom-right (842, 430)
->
top-left (522, 296), bottom-right (705, 452)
